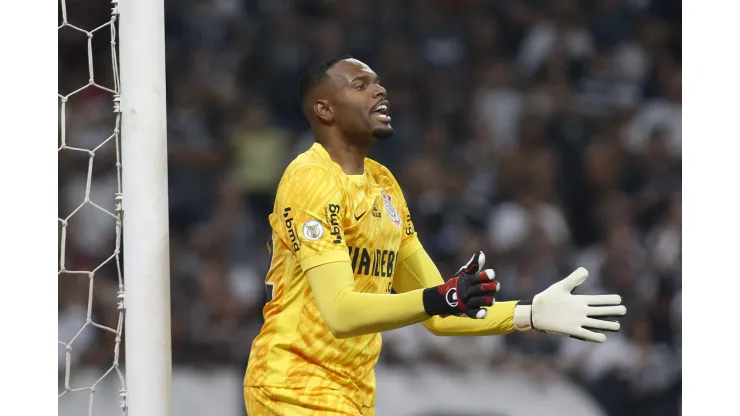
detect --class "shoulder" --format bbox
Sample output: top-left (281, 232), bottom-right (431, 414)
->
top-left (281, 147), bottom-right (338, 184)
top-left (365, 158), bottom-right (400, 186)
top-left (276, 147), bottom-right (344, 200)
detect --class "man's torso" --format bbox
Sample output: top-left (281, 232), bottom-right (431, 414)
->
top-left (245, 143), bottom-right (408, 407)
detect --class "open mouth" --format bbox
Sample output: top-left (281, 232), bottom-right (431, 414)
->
top-left (371, 101), bottom-right (391, 123)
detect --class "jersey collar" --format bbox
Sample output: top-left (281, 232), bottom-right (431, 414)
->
top-left (311, 142), bottom-right (393, 189)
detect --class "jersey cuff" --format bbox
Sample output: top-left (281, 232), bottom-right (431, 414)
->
top-left (397, 236), bottom-right (423, 265)
top-left (299, 249), bottom-right (351, 272)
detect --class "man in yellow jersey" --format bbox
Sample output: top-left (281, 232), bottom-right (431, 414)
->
top-left (244, 57), bottom-right (627, 415)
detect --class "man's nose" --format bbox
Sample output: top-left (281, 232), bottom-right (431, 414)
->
top-left (372, 84), bottom-right (386, 98)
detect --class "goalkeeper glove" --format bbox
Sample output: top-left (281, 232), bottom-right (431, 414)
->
top-left (515, 267), bottom-right (627, 343)
top-left (422, 251), bottom-right (500, 319)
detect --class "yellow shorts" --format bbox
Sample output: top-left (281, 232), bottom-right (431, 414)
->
top-left (244, 386), bottom-right (375, 416)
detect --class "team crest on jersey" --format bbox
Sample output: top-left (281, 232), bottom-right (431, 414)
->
top-left (382, 190), bottom-right (402, 226)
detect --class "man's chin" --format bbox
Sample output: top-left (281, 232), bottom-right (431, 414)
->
top-left (372, 126), bottom-right (394, 141)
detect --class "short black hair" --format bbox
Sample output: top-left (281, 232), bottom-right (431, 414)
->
top-left (297, 55), bottom-right (352, 106)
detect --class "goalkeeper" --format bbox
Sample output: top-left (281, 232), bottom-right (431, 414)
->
top-left (244, 57), bottom-right (626, 416)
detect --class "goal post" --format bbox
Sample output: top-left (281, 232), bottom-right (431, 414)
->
top-left (119, 0), bottom-right (173, 414)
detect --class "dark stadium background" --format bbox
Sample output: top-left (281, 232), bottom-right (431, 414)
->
top-left (59, 0), bottom-right (681, 415)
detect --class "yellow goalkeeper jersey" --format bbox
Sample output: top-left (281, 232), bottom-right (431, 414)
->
top-left (244, 142), bottom-right (422, 409)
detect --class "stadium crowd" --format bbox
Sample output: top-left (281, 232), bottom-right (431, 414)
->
top-left (59, 0), bottom-right (681, 415)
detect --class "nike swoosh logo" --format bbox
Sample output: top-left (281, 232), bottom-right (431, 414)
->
top-left (354, 211), bottom-right (367, 221)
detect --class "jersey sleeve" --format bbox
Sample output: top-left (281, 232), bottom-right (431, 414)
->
top-left (307, 262), bottom-right (430, 338)
top-left (274, 166), bottom-right (351, 272)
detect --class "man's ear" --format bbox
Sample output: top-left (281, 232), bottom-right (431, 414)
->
top-left (314, 99), bottom-right (333, 123)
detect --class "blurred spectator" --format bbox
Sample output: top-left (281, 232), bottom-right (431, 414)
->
top-left (228, 98), bottom-right (291, 229)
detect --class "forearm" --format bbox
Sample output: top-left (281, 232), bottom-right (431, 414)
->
top-left (395, 248), bottom-right (524, 335)
top-left (424, 301), bottom-right (519, 336)
top-left (308, 262), bottom-right (430, 338)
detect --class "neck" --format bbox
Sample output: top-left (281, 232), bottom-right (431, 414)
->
top-left (317, 131), bottom-right (372, 175)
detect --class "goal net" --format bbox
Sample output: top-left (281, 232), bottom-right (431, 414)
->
top-left (58, 0), bottom-right (127, 414)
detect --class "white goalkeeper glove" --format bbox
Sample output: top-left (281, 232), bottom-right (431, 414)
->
top-left (513, 267), bottom-right (627, 343)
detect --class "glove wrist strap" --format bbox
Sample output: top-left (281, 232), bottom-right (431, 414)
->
top-left (513, 302), bottom-right (533, 331)
top-left (422, 287), bottom-right (451, 316)
top-left (518, 297), bottom-right (545, 332)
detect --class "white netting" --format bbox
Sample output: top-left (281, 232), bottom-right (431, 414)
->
top-left (58, 0), bottom-right (126, 414)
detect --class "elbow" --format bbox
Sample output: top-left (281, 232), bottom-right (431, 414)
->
top-left (330, 327), bottom-right (354, 339)
top-left (319, 304), bottom-right (356, 339)
top-left (312, 283), bottom-right (363, 339)
top-left (318, 288), bottom-right (357, 339)
top-left (325, 318), bottom-right (355, 339)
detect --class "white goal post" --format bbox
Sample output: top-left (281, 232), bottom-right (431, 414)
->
top-left (58, 0), bottom-right (172, 414)
top-left (119, 0), bottom-right (173, 414)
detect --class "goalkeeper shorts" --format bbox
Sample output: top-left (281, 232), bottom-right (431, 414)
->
top-left (244, 386), bottom-right (375, 416)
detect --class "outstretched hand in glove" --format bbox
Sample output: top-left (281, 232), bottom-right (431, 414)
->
top-left (515, 267), bottom-right (627, 343)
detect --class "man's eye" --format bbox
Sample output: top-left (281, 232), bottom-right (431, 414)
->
top-left (355, 84), bottom-right (366, 91)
